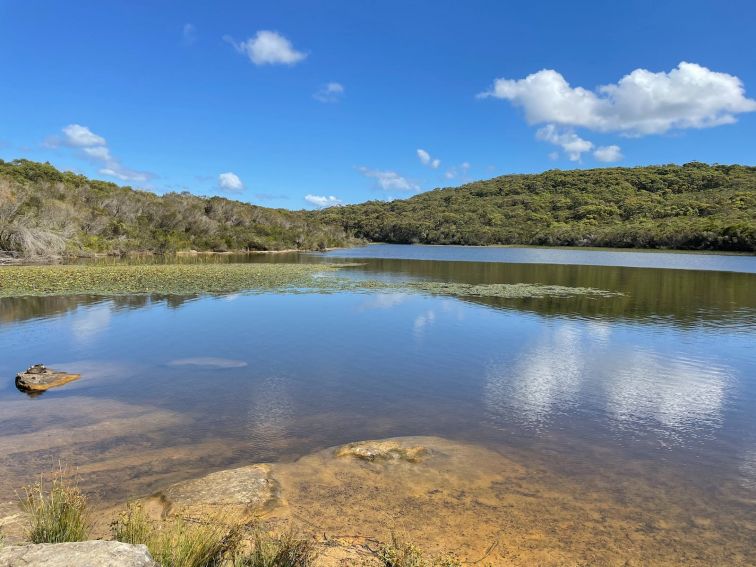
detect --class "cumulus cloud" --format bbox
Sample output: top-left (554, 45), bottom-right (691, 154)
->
top-left (313, 82), bottom-right (344, 103)
top-left (61, 124), bottom-right (107, 147)
top-left (47, 124), bottom-right (152, 182)
top-left (480, 62), bottom-right (756, 162)
top-left (182, 23), bottom-right (196, 45)
top-left (218, 172), bottom-right (244, 192)
top-left (536, 124), bottom-right (594, 161)
top-left (305, 194), bottom-right (342, 208)
top-left (225, 30), bottom-right (306, 66)
top-left (593, 145), bottom-right (623, 163)
top-left (416, 148), bottom-right (440, 168)
top-left (358, 166), bottom-right (419, 192)
top-left (480, 61), bottom-right (756, 136)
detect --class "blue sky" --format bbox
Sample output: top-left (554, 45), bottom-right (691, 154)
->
top-left (1, 1), bottom-right (755, 209)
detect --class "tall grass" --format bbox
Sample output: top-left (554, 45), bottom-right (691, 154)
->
top-left (19, 467), bottom-right (90, 543)
top-left (234, 528), bottom-right (317, 567)
top-left (112, 503), bottom-right (317, 567)
top-left (112, 502), bottom-right (241, 567)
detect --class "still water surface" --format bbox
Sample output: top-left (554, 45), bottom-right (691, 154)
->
top-left (0, 245), bottom-right (754, 557)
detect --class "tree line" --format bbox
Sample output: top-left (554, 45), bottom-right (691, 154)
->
top-left (317, 162), bottom-right (755, 252)
top-left (1, 159), bottom-right (754, 258)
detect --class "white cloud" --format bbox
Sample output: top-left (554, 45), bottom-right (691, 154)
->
top-left (218, 172), bottom-right (244, 192)
top-left (304, 194), bottom-right (342, 208)
top-left (226, 30), bottom-right (307, 66)
top-left (49, 124), bottom-right (152, 182)
top-left (479, 62), bottom-right (756, 136)
top-left (443, 161), bottom-right (471, 181)
top-left (593, 144), bottom-right (623, 162)
top-left (182, 23), bottom-right (196, 45)
top-left (313, 82), bottom-right (344, 103)
top-left (416, 148), bottom-right (440, 168)
top-left (100, 166), bottom-right (151, 182)
top-left (62, 124), bottom-right (106, 147)
top-left (82, 145), bottom-right (112, 161)
top-left (358, 167), bottom-right (419, 192)
top-left (536, 124), bottom-right (594, 161)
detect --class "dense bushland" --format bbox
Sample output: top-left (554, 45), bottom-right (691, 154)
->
top-left (1, 159), bottom-right (754, 257)
top-left (318, 162), bottom-right (756, 251)
top-left (0, 159), bottom-right (356, 258)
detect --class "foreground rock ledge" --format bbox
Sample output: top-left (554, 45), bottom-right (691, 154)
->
top-left (0, 541), bottom-right (157, 567)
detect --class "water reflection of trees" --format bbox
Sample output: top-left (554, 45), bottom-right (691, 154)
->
top-left (340, 259), bottom-right (756, 328)
top-left (0, 294), bottom-right (200, 324)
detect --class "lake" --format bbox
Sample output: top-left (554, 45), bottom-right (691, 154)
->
top-left (1, 244), bottom-right (754, 563)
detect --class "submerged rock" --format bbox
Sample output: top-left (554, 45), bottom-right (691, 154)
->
top-left (335, 439), bottom-right (430, 463)
top-left (15, 364), bottom-right (80, 392)
top-left (0, 541), bottom-right (157, 567)
top-left (159, 463), bottom-right (279, 517)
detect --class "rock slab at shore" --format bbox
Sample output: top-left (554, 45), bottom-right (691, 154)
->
top-left (0, 541), bottom-right (158, 567)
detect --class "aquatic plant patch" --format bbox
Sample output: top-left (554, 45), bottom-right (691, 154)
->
top-left (0, 264), bottom-right (343, 297)
top-left (0, 263), bottom-right (622, 300)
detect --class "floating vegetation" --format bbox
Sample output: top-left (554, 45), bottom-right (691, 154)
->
top-left (356, 279), bottom-right (623, 299)
top-left (0, 263), bottom-right (622, 300)
top-left (0, 264), bottom-right (342, 297)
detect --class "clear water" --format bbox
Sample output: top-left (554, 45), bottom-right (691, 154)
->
top-left (0, 244), bottom-right (754, 556)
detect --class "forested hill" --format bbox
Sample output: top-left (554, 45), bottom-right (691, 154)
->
top-left (317, 163), bottom-right (756, 252)
top-left (1, 159), bottom-right (754, 258)
top-left (0, 159), bottom-right (355, 258)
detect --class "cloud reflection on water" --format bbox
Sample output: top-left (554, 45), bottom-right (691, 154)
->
top-left (484, 319), bottom-right (732, 443)
top-left (485, 323), bottom-right (585, 427)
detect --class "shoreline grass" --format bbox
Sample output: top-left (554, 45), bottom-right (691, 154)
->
top-left (19, 466), bottom-right (90, 544)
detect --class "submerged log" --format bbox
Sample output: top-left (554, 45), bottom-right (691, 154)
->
top-left (15, 364), bottom-right (80, 392)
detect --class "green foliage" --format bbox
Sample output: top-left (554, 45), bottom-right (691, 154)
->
top-left (0, 159), bottom-right (357, 258)
top-left (20, 467), bottom-right (91, 544)
top-left (317, 162), bottom-right (756, 251)
top-left (3, 159), bottom-right (753, 255)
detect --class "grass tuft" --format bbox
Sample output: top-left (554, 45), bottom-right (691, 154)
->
top-left (233, 528), bottom-right (317, 567)
top-left (112, 502), bottom-right (242, 567)
top-left (377, 533), bottom-right (462, 567)
top-left (19, 466), bottom-right (90, 543)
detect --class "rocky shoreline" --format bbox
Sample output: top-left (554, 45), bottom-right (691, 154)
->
top-left (2, 436), bottom-right (755, 566)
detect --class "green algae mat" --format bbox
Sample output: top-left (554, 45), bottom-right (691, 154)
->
top-left (0, 263), bottom-right (621, 299)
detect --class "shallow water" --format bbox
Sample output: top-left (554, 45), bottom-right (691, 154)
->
top-left (1, 245), bottom-right (755, 561)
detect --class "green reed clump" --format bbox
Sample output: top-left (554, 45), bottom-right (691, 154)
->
top-left (377, 533), bottom-right (462, 567)
top-left (233, 528), bottom-right (317, 567)
top-left (20, 467), bottom-right (91, 543)
top-left (112, 502), bottom-right (242, 567)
